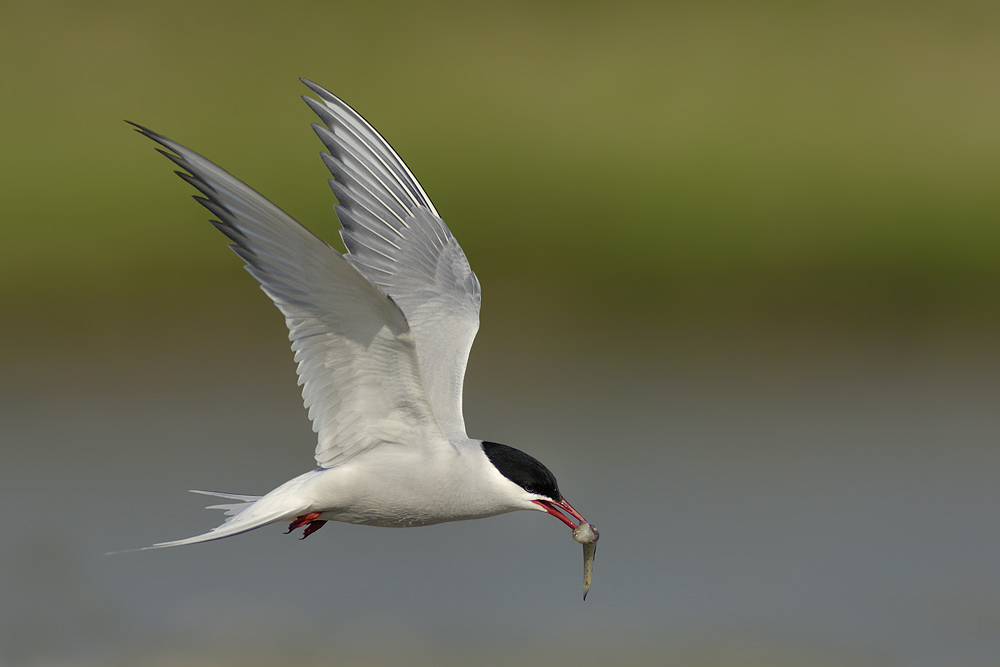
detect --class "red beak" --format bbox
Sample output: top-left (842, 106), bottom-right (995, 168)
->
top-left (532, 497), bottom-right (587, 529)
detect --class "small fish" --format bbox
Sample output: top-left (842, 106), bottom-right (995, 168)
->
top-left (572, 522), bottom-right (599, 600)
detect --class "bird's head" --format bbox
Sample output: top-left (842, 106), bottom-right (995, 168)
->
top-left (481, 441), bottom-right (588, 529)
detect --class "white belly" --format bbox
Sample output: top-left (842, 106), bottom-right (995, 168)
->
top-left (290, 444), bottom-right (523, 528)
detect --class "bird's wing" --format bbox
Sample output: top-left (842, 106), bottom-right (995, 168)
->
top-left (134, 124), bottom-right (453, 468)
top-left (301, 79), bottom-right (481, 440)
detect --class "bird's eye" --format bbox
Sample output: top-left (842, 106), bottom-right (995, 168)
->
top-left (525, 485), bottom-right (536, 493)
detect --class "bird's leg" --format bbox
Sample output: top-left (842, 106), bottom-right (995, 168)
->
top-left (300, 519), bottom-right (327, 539)
top-left (286, 511), bottom-right (326, 538)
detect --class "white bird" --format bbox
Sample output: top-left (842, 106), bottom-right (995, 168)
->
top-left (128, 79), bottom-right (592, 551)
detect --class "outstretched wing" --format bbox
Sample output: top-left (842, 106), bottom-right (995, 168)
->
top-left (301, 79), bottom-right (481, 440)
top-left (133, 124), bottom-right (452, 468)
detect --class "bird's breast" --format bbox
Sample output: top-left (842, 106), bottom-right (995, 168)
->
top-left (302, 446), bottom-right (518, 528)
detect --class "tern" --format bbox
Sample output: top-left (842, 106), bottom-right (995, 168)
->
top-left (129, 79), bottom-right (593, 552)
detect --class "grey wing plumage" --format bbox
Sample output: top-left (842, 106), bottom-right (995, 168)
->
top-left (133, 123), bottom-right (452, 467)
top-left (301, 79), bottom-right (482, 440)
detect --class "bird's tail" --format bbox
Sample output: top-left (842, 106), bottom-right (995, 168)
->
top-left (143, 489), bottom-right (308, 550)
top-left (107, 488), bottom-right (311, 554)
top-left (189, 489), bottom-right (262, 516)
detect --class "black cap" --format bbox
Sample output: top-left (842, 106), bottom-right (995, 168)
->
top-left (481, 441), bottom-right (562, 502)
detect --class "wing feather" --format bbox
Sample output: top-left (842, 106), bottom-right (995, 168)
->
top-left (133, 123), bottom-right (451, 467)
top-left (301, 79), bottom-right (482, 439)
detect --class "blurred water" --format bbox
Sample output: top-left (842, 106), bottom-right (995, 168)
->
top-left (2, 325), bottom-right (1000, 667)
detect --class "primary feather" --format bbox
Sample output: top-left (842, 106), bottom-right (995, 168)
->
top-left (130, 117), bottom-right (453, 470)
top-left (301, 79), bottom-right (482, 440)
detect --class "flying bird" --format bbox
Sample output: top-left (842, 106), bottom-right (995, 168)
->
top-left (127, 80), bottom-right (596, 570)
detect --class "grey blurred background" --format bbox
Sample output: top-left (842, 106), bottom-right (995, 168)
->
top-left (3, 1), bottom-right (1000, 665)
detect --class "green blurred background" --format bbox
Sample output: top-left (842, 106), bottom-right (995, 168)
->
top-left (5, 0), bottom-right (999, 343)
top-left (3, 1), bottom-right (1000, 666)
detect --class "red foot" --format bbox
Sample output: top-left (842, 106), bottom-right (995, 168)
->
top-left (286, 511), bottom-right (327, 539)
top-left (301, 520), bottom-right (327, 539)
